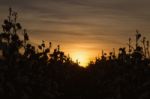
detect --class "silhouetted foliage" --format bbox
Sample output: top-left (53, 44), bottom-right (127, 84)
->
top-left (0, 8), bottom-right (150, 99)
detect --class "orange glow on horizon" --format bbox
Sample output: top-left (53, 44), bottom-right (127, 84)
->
top-left (71, 51), bottom-right (90, 67)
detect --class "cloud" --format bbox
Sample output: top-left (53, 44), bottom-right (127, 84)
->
top-left (0, 0), bottom-right (150, 54)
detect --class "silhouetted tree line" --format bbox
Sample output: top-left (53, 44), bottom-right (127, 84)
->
top-left (0, 8), bottom-right (150, 99)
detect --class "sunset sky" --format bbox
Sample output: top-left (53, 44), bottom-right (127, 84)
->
top-left (0, 0), bottom-right (150, 66)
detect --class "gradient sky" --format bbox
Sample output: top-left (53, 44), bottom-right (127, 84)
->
top-left (0, 0), bottom-right (150, 66)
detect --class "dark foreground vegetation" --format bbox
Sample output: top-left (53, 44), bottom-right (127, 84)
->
top-left (0, 8), bottom-right (150, 99)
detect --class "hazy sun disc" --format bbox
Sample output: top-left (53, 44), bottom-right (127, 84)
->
top-left (71, 51), bottom-right (89, 67)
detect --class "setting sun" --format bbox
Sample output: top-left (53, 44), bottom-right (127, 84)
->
top-left (71, 51), bottom-right (89, 67)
